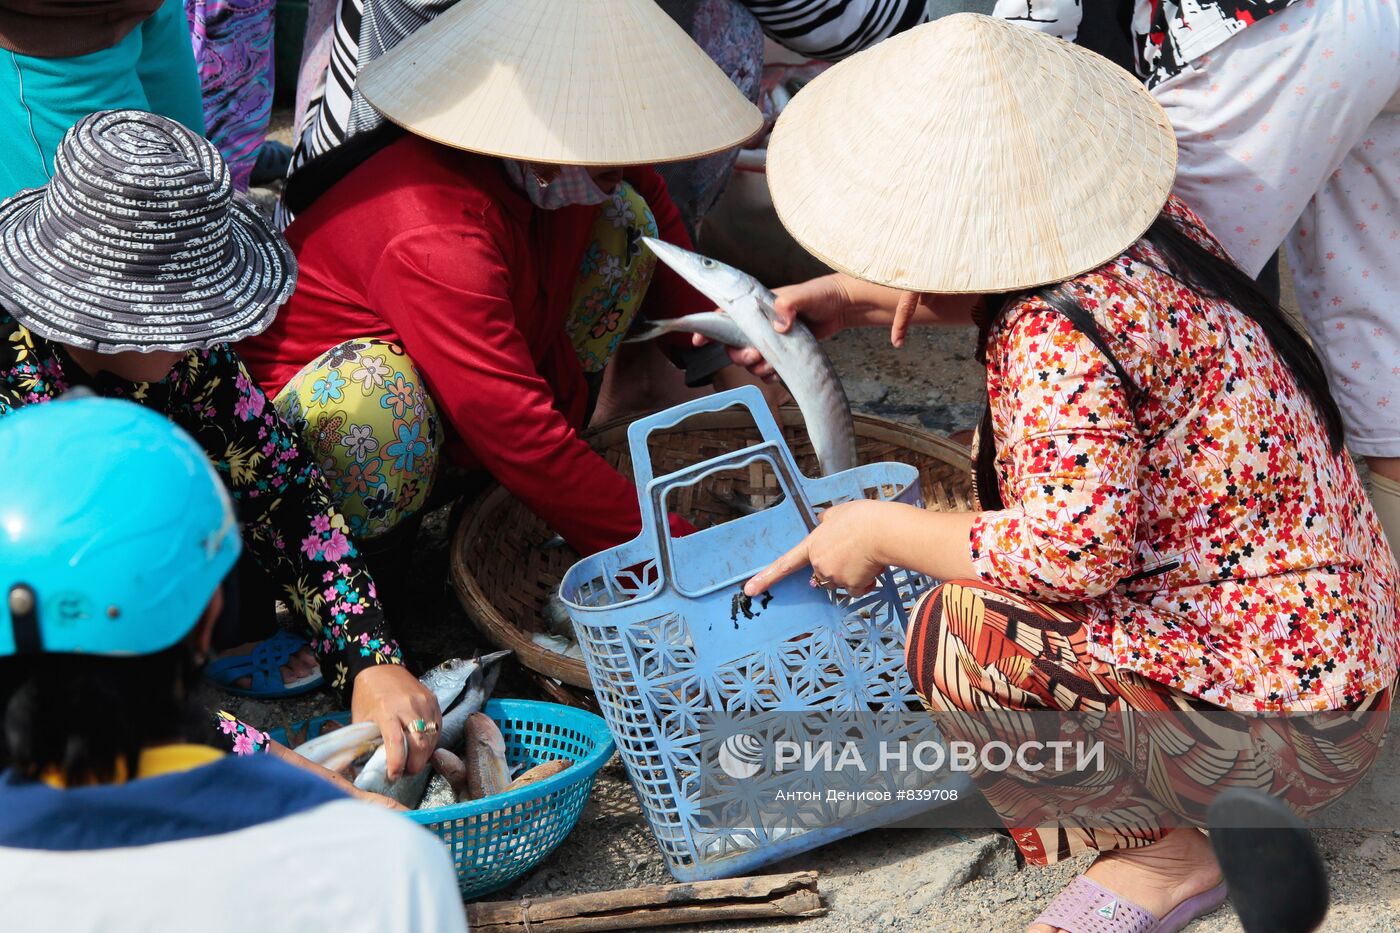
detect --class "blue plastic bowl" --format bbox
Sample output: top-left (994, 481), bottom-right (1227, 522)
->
top-left (268, 698), bottom-right (615, 899)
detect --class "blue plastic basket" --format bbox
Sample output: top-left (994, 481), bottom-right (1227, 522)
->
top-left (269, 698), bottom-right (615, 899)
top-left (560, 387), bottom-right (958, 882)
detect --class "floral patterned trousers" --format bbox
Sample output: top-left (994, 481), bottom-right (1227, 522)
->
top-left (274, 340), bottom-right (441, 540)
top-left (906, 580), bottom-right (1390, 866)
top-left (274, 182), bottom-right (658, 537)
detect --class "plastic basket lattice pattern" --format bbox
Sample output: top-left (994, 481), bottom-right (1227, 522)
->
top-left (270, 699), bottom-right (614, 899)
top-left (561, 388), bottom-right (956, 881)
top-left (450, 402), bottom-right (975, 692)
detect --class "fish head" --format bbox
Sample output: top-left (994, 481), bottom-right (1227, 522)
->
top-left (419, 657), bottom-right (474, 706)
top-left (642, 237), bottom-right (764, 311)
top-left (466, 711), bottom-right (507, 755)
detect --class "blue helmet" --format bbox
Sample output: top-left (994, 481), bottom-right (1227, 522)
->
top-left (0, 398), bottom-right (241, 657)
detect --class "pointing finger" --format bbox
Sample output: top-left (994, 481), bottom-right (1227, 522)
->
top-left (891, 290), bottom-right (919, 349)
top-left (744, 538), bottom-right (812, 597)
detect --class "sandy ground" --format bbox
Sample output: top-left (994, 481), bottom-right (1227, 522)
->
top-left (226, 114), bottom-right (1400, 931)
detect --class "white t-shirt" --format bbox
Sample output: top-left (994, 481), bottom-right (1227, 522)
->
top-left (0, 752), bottom-right (467, 933)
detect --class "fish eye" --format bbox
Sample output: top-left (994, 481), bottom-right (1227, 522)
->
top-left (701, 258), bottom-right (716, 268)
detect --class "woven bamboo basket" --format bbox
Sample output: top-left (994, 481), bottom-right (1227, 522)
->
top-left (450, 407), bottom-right (975, 693)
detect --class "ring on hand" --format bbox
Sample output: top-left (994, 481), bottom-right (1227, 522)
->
top-left (810, 574), bottom-right (831, 588)
top-left (410, 718), bottom-right (437, 735)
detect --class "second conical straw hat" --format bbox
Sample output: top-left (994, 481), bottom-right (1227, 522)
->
top-left (766, 14), bottom-right (1177, 293)
top-left (358, 0), bottom-right (763, 166)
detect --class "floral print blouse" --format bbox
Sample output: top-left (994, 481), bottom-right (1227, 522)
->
top-left (0, 314), bottom-right (404, 704)
top-left (969, 198), bottom-right (1399, 712)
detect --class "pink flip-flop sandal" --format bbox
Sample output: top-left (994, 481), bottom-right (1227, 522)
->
top-left (1032, 876), bottom-right (1228, 933)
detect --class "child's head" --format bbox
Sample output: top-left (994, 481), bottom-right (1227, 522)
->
top-left (0, 397), bottom-right (240, 783)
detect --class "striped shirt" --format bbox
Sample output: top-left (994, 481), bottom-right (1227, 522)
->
top-left (743, 0), bottom-right (928, 60)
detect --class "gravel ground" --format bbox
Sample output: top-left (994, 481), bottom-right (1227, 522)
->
top-left (223, 112), bottom-right (1399, 931)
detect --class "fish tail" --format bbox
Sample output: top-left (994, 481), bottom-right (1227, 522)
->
top-left (622, 321), bottom-right (674, 344)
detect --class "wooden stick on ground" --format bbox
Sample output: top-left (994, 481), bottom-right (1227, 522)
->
top-left (466, 871), bottom-right (825, 932)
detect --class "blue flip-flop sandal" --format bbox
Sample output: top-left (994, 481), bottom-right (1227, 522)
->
top-left (205, 629), bottom-right (325, 698)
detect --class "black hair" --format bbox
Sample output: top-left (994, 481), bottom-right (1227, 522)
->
top-left (280, 123), bottom-right (407, 218)
top-left (972, 209), bottom-right (1345, 510)
top-left (0, 640), bottom-right (204, 785)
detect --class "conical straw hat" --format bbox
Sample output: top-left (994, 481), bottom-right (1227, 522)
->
top-left (766, 14), bottom-right (1177, 294)
top-left (358, 0), bottom-right (764, 166)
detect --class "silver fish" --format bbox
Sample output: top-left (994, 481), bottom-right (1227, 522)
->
top-left (532, 631), bottom-right (584, 661)
top-left (541, 592), bottom-right (575, 638)
top-left (353, 651), bottom-right (511, 807)
top-left (420, 747), bottom-right (469, 811)
top-left (420, 772), bottom-right (458, 811)
top-left (628, 238), bottom-right (857, 476)
top-left (419, 657), bottom-right (482, 709)
top-left (322, 736), bottom-right (384, 776)
top-left (296, 659), bottom-right (476, 777)
top-left (292, 720), bottom-right (382, 767)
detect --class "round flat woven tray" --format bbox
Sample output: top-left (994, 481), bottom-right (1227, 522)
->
top-left (450, 407), bottom-right (975, 692)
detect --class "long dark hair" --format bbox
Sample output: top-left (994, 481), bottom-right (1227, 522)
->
top-left (0, 642), bottom-right (204, 785)
top-left (973, 210), bottom-right (1345, 510)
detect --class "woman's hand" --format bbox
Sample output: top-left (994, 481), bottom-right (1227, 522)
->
top-left (744, 499), bottom-right (899, 597)
top-left (347, 786), bottom-right (409, 812)
top-left (265, 740), bottom-right (408, 812)
top-left (696, 273), bottom-right (897, 381)
top-left (712, 361), bottom-right (792, 411)
top-left (351, 664), bottom-right (441, 781)
top-left (743, 501), bottom-right (980, 596)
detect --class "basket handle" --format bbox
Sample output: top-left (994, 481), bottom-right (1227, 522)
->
top-left (642, 441), bottom-right (820, 597)
top-left (625, 386), bottom-right (795, 492)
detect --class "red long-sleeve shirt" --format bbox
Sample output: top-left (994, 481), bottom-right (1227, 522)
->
top-left (241, 136), bottom-right (708, 555)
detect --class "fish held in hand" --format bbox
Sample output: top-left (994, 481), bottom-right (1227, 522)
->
top-left (322, 737), bottom-right (384, 777)
top-left (627, 239), bottom-right (856, 477)
top-left (291, 719), bottom-right (381, 767)
top-left (465, 712), bottom-right (512, 800)
top-left (419, 657), bottom-right (481, 709)
top-left (353, 651), bottom-right (511, 807)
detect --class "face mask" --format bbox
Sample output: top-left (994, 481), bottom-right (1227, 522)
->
top-left (504, 160), bottom-right (612, 209)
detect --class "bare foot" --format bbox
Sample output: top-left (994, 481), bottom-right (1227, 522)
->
top-left (1029, 829), bottom-right (1223, 933)
top-left (215, 642), bottom-right (319, 691)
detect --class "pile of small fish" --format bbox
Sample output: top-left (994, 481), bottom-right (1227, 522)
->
top-left (419, 711), bottom-right (574, 810)
top-left (291, 651), bottom-right (569, 811)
